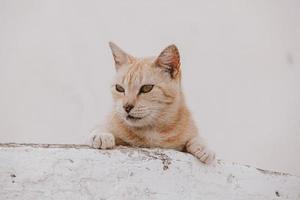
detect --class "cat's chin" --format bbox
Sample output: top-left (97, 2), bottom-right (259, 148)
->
top-left (122, 115), bottom-right (151, 127)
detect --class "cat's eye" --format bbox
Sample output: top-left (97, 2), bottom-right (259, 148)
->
top-left (139, 84), bottom-right (154, 94)
top-left (115, 84), bottom-right (125, 93)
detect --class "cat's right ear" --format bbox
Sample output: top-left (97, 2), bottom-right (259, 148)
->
top-left (109, 42), bottom-right (133, 70)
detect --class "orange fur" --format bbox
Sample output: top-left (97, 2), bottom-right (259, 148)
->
top-left (89, 42), bottom-right (215, 164)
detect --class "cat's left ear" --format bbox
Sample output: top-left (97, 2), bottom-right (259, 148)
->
top-left (155, 44), bottom-right (180, 78)
top-left (109, 42), bottom-right (134, 70)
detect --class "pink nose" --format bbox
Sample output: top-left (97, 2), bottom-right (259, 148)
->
top-left (123, 104), bottom-right (134, 113)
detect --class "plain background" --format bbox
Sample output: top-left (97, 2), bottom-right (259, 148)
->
top-left (0, 0), bottom-right (299, 175)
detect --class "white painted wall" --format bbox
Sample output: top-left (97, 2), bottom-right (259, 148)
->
top-left (0, 0), bottom-right (299, 175)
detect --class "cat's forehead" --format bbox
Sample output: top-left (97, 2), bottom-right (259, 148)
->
top-left (115, 57), bottom-right (160, 86)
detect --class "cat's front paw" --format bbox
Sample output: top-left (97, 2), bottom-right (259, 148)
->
top-left (186, 138), bottom-right (216, 164)
top-left (89, 132), bottom-right (115, 149)
top-left (192, 147), bottom-right (216, 165)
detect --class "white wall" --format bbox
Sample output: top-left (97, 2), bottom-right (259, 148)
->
top-left (0, 0), bottom-right (299, 175)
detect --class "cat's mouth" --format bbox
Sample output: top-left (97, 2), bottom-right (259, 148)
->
top-left (126, 115), bottom-right (143, 121)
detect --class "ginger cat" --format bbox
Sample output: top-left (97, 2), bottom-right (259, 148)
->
top-left (89, 42), bottom-right (215, 164)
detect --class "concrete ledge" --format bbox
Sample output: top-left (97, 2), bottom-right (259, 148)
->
top-left (0, 143), bottom-right (299, 200)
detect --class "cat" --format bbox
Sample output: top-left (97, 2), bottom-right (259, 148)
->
top-left (88, 42), bottom-right (215, 164)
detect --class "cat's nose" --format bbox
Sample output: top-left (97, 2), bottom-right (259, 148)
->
top-left (123, 104), bottom-right (134, 113)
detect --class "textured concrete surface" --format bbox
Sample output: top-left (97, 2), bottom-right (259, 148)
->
top-left (0, 143), bottom-right (300, 200)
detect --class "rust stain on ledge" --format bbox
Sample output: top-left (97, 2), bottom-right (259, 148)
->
top-left (256, 167), bottom-right (291, 177)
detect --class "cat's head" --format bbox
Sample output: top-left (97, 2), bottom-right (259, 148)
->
top-left (109, 42), bottom-right (182, 127)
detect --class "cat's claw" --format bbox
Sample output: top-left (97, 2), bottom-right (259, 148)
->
top-left (89, 132), bottom-right (115, 149)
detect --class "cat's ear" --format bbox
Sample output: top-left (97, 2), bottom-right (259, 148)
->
top-left (109, 42), bottom-right (133, 70)
top-left (155, 44), bottom-right (180, 78)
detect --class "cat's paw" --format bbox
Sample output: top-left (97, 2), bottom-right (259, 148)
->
top-left (89, 132), bottom-right (115, 149)
top-left (186, 138), bottom-right (216, 164)
top-left (192, 147), bottom-right (216, 165)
